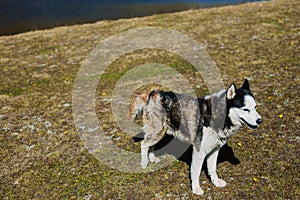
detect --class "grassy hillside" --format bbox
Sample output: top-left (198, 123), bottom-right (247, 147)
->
top-left (0, 0), bottom-right (299, 199)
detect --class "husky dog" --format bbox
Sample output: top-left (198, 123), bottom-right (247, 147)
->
top-left (131, 79), bottom-right (262, 195)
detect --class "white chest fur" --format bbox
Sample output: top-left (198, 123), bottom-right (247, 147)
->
top-left (201, 125), bottom-right (240, 154)
top-left (201, 127), bottom-right (226, 154)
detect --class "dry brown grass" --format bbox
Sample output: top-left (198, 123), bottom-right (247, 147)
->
top-left (0, 0), bottom-right (299, 199)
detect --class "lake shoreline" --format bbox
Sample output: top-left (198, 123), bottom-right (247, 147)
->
top-left (1, 0), bottom-right (265, 36)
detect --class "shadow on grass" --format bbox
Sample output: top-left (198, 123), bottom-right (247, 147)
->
top-left (133, 133), bottom-right (240, 184)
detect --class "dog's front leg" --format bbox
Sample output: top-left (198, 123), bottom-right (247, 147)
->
top-left (206, 148), bottom-right (226, 187)
top-left (191, 147), bottom-right (206, 195)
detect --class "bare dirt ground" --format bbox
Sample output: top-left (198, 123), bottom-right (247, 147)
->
top-left (0, 0), bottom-right (299, 199)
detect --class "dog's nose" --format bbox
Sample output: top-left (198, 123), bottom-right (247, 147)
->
top-left (256, 118), bottom-right (263, 125)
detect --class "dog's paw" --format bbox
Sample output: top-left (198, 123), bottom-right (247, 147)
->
top-left (192, 186), bottom-right (204, 195)
top-left (149, 153), bottom-right (161, 163)
top-left (213, 178), bottom-right (226, 187)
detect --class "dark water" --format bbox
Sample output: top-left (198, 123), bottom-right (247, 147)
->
top-left (0, 0), bottom-right (263, 36)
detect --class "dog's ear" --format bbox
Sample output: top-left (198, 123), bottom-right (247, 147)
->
top-left (241, 79), bottom-right (250, 91)
top-left (227, 83), bottom-right (236, 99)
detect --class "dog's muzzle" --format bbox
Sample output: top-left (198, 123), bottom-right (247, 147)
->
top-left (241, 117), bottom-right (263, 129)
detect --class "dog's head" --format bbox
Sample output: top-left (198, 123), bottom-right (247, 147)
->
top-left (227, 79), bottom-right (263, 129)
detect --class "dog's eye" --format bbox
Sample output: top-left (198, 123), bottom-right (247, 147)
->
top-left (243, 109), bottom-right (250, 112)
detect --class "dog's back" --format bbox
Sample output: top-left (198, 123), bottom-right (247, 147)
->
top-left (131, 90), bottom-right (214, 143)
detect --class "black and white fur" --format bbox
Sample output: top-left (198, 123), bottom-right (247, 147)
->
top-left (133, 79), bottom-right (262, 195)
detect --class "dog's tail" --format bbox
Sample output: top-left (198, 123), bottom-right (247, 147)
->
top-left (132, 132), bottom-right (145, 142)
top-left (129, 91), bottom-right (149, 121)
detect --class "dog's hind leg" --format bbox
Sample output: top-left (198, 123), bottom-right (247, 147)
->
top-left (206, 148), bottom-right (226, 187)
top-left (141, 124), bottom-right (168, 169)
top-left (149, 146), bottom-right (161, 164)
